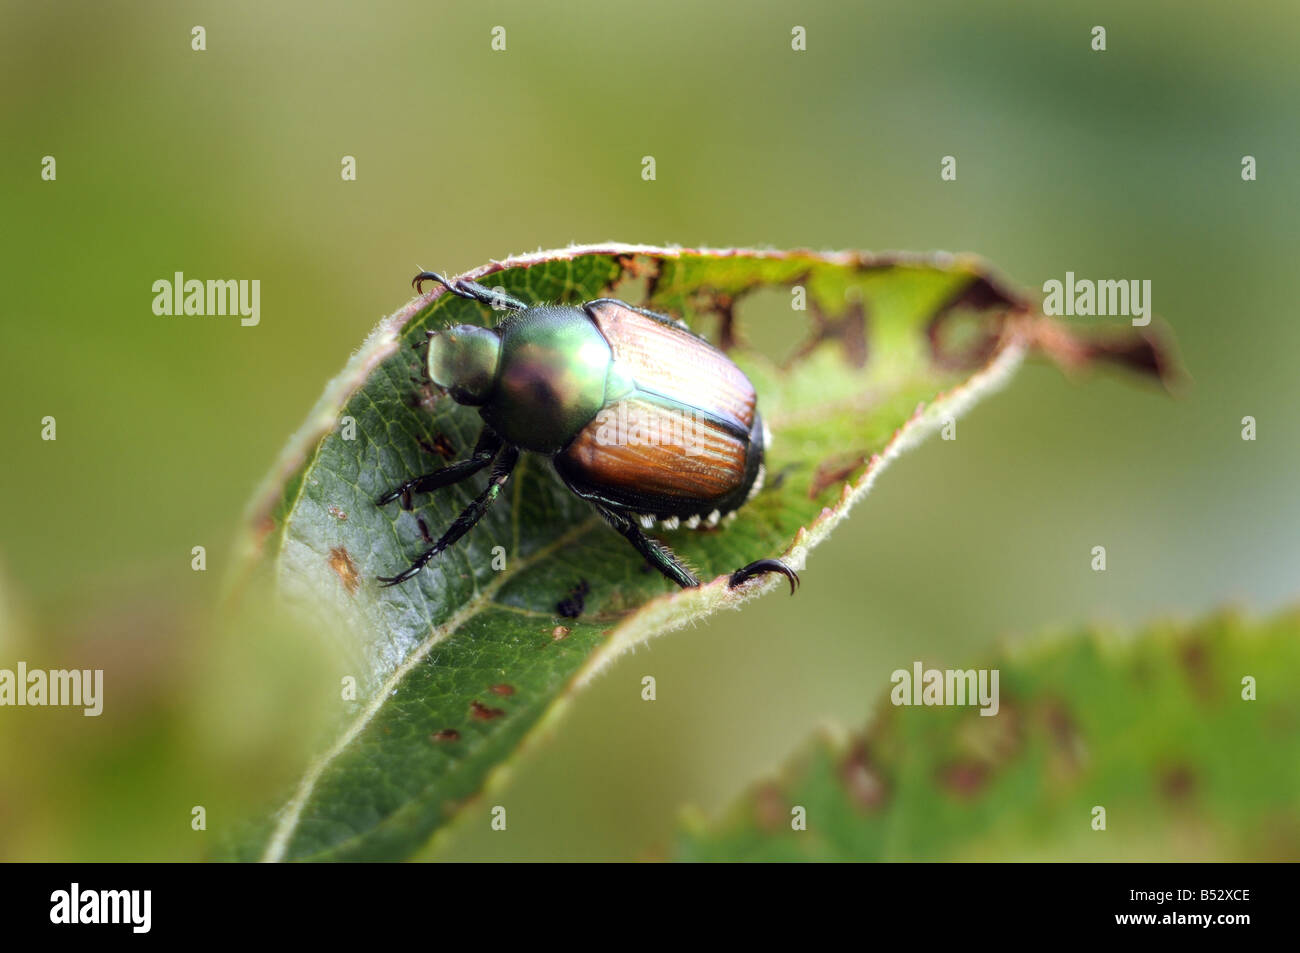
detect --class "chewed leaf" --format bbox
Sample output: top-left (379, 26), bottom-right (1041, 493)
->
top-left (228, 243), bottom-right (1172, 861)
top-left (675, 610), bottom-right (1300, 861)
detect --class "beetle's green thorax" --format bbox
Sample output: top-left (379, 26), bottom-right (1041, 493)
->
top-left (427, 324), bottom-right (501, 405)
top-left (476, 305), bottom-right (618, 453)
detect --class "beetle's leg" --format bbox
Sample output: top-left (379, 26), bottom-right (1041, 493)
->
top-left (375, 429), bottom-right (503, 507)
top-left (451, 279), bottom-right (528, 312)
top-left (378, 446), bottom-right (520, 587)
top-left (594, 506), bottom-right (700, 589)
top-left (728, 558), bottom-right (800, 596)
top-left (412, 271), bottom-right (528, 312)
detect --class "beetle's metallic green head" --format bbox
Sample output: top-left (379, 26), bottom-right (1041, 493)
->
top-left (427, 324), bottom-right (501, 405)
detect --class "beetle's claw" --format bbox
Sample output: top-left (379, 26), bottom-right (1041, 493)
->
top-left (728, 559), bottom-right (799, 595)
top-left (377, 564), bottom-right (422, 587)
top-left (412, 270), bottom-right (451, 296)
top-left (375, 481), bottom-right (414, 508)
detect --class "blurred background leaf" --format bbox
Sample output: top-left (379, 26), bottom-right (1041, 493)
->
top-left (677, 610), bottom-right (1300, 861)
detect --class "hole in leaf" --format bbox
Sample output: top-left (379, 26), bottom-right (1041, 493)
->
top-left (733, 284), bottom-right (808, 365)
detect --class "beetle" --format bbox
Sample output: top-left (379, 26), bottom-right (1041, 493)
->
top-left (375, 270), bottom-right (799, 595)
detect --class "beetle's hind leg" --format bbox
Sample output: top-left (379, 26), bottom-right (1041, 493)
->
top-left (728, 558), bottom-right (800, 596)
top-left (375, 429), bottom-right (503, 508)
top-left (378, 446), bottom-right (520, 587)
top-left (412, 270), bottom-right (528, 312)
top-left (595, 506), bottom-right (700, 590)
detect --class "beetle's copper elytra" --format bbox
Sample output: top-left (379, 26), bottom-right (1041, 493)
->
top-left (374, 270), bottom-right (798, 595)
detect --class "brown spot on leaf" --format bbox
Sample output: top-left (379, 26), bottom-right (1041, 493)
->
top-left (551, 625), bottom-right (571, 641)
top-left (683, 286), bottom-right (743, 350)
top-left (1159, 764), bottom-right (1197, 802)
top-left (809, 452), bottom-right (866, 498)
top-left (489, 683), bottom-right (515, 697)
top-left (1084, 334), bottom-right (1170, 380)
top-left (710, 292), bottom-right (739, 350)
top-left (926, 276), bottom-right (1019, 370)
top-left (1178, 636), bottom-right (1217, 702)
top-left (470, 700), bottom-right (505, 721)
top-left (1181, 637), bottom-right (1207, 678)
top-left (1040, 699), bottom-right (1087, 781)
top-left (1045, 702), bottom-right (1082, 760)
top-left (615, 252), bottom-right (656, 280)
top-left (753, 783), bottom-right (787, 832)
top-left (640, 256), bottom-right (669, 301)
top-left (1028, 319), bottom-right (1180, 391)
top-left (408, 380), bottom-right (441, 413)
top-left (430, 729), bottom-right (460, 743)
top-left (943, 271), bottom-right (1021, 315)
top-left (787, 296), bottom-right (869, 370)
top-left (937, 760), bottom-right (989, 798)
top-left (841, 743), bottom-right (889, 811)
top-left (327, 505), bottom-right (348, 521)
top-left (327, 547), bottom-right (360, 595)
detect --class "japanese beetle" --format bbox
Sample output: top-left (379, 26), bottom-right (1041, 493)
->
top-left (375, 270), bottom-right (798, 594)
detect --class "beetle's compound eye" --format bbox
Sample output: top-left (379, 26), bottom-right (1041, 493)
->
top-left (428, 324), bottom-right (501, 405)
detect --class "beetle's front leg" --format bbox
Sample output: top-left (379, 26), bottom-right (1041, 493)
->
top-left (412, 270), bottom-right (528, 312)
top-left (375, 428), bottom-right (503, 507)
top-left (377, 446), bottom-right (520, 587)
top-left (595, 506), bottom-right (700, 589)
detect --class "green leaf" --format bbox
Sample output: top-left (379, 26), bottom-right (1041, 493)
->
top-left (675, 610), bottom-right (1299, 861)
top-left (230, 243), bottom-right (1171, 861)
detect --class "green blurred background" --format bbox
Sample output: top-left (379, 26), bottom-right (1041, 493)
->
top-left (1, 0), bottom-right (1296, 860)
